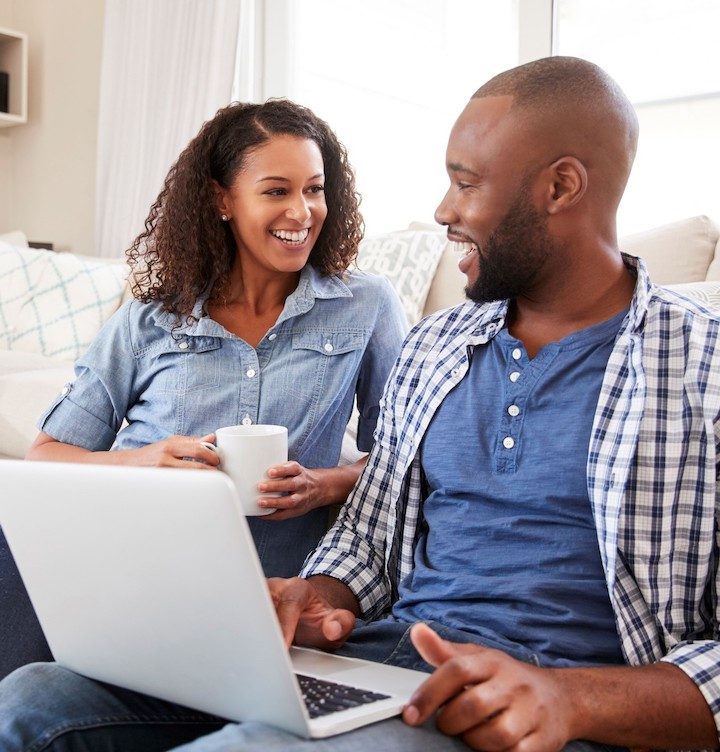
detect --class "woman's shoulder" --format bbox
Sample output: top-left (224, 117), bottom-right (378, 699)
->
top-left (100, 298), bottom-right (178, 349)
top-left (340, 268), bottom-right (397, 298)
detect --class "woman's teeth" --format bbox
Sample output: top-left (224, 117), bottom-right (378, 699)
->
top-left (270, 228), bottom-right (309, 244)
top-left (449, 240), bottom-right (478, 257)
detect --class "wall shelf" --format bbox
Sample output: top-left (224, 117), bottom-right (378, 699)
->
top-left (0, 27), bottom-right (28, 127)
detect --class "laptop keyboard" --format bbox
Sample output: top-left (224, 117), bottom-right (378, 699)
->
top-left (295, 673), bottom-right (391, 719)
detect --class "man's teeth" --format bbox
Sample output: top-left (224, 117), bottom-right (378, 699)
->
top-left (449, 241), bottom-right (478, 257)
top-left (270, 228), bottom-right (309, 243)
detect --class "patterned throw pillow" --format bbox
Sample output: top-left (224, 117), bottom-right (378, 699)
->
top-left (665, 281), bottom-right (720, 313)
top-left (0, 241), bottom-right (50, 349)
top-left (355, 229), bottom-right (447, 324)
top-left (2, 245), bottom-right (128, 361)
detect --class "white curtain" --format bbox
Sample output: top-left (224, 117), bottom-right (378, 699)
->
top-left (95, 0), bottom-right (242, 258)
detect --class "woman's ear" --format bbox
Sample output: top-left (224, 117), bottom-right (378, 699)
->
top-left (545, 156), bottom-right (587, 215)
top-left (212, 179), bottom-right (229, 218)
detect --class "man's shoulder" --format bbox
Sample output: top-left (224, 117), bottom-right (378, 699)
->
top-left (405, 300), bottom-right (497, 346)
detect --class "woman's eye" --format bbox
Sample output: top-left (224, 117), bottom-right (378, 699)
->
top-left (307, 185), bottom-right (325, 194)
top-left (265, 188), bottom-right (287, 196)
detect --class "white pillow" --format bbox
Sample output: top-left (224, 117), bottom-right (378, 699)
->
top-left (620, 215), bottom-right (719, 285)
top-left (7, 248), bottom-right (128, 361)
top-left (0, 241), bottom-right (51, 348)
top-left (0, 230), bottom-right (29, 247)
top-left (356, 229), bottom-right (447, 324)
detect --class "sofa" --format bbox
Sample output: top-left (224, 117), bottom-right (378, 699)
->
top-left (1, 214), bottom-right (720, 461)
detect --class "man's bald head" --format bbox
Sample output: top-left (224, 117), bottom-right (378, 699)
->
top-left (472, 57), bottom-right (639, 211)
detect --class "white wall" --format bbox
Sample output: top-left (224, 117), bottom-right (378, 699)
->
top-left (1, 0), bottom-right (104, 253)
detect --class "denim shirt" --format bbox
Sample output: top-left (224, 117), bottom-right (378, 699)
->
top-left (39, 264), bottom-right (407, 576)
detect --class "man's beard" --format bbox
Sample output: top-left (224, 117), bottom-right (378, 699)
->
top-left (465, 189), bottom-right (554, 304)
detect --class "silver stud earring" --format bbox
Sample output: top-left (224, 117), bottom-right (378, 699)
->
top-left (221, 214), bottom-right (229, 222)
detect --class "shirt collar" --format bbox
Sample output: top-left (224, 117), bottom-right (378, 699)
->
top-left (153, 264), bottom-right (353, 336)
top-left (463, 252), bottom-right (650, 344)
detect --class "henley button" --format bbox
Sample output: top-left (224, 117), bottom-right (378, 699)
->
top-left (509, 371), bottom-right (521, 382)
top-left (246, 368), bottom-right (256, 378)
top-left (502, 436), bottom-right (515, 449)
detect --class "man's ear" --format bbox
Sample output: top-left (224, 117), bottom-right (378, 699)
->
top-left (544, 156), bottom-right (587, 215)
top-left (212, 179), bottom-right (229, 216)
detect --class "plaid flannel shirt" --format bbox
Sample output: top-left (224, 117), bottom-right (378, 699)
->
top-left (302, 256), bottom-right (720, 737)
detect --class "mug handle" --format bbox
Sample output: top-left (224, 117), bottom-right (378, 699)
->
top-left (199, 441), bottom-right (222, 464)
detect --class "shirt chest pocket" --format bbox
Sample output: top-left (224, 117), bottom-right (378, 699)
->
top-left (149, 336), bottom-right (223, 394)
top-left (281, 330), bottom-right (367, 406)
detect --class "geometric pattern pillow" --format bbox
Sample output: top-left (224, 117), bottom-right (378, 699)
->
top-left (0, 241), bottom-right (52, 350)
top-left (7, 248), bottom-right (128, 361)
top-left (356, 229), bottom-right (447, 324)
top-left (664, 280), bottom-right (720, 314)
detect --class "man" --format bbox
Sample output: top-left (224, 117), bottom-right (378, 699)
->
top-left (0, 56), bottom-right (718, 752)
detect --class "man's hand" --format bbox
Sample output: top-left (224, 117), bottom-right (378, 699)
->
top-left (258, 462), bottom-right (327, 519)
top-left (268, 577), bottom-right (357, 650)
top-left (403, 623), bottom-right (571, 752)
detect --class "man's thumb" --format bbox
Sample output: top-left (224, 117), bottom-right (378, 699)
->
top-left (409, 623), bottom-right (462, 667)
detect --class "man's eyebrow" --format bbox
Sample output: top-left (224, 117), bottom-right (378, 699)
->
top-left (447, 163), bottom-right (481, 177)
top-left (256, 173), bottom-right (324, 183)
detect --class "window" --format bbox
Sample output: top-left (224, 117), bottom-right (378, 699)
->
top-left (259, 0), bottom-right (517, 236)
top-left (555, 0), bottom-right (720, 233)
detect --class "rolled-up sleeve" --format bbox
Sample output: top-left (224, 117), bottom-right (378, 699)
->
top-left (355, 277), bottom-right (407, 451)
top-left (661, 641), bottom-right (720, 738)
top-left (38, 302), bottom-right (137, 451)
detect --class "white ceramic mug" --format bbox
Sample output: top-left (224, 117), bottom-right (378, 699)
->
top-left (201, 425), bottom-right (288, 516)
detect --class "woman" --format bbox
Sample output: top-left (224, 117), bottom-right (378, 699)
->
top-left (25, 99), bottom-right (407, 578)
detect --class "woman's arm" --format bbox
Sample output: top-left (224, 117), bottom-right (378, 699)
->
top-left (26, 431), bottom-right (220, 469)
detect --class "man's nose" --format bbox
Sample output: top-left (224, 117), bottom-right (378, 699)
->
top-left (434, 189), bottom-right (455, 226)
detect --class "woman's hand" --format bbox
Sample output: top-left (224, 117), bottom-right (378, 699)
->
top-left (126, 433), bottom-right (220, 469)
top-left (257, 457), bottom-right (367, 520)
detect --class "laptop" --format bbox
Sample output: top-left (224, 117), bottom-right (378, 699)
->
top-left (0, 460), bottom-right (427, 738)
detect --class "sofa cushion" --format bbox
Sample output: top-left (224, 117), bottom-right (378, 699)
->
top-left (0, 350), bottom-right (75, 459)
top-left (664, 280), bottom-right (720, 312)
top-left (356, 229), bottom-right (446, 323)
top-left (4, 247), bottom-right (128, 361)
top-left (620, 215), bottom-right (719, 285)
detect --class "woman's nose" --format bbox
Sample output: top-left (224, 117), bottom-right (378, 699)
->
top-left (286, 196), bottom-right (311, 223)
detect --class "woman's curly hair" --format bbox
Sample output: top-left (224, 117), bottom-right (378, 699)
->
top-left (126, 99), bottom-right (363, 316)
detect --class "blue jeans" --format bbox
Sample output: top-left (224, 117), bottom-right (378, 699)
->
top-left (0, 527), bottom-right (53, 680)
top-left (0, 618), bottom-right (622, 752)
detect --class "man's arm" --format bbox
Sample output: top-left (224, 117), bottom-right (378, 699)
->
top-left (405, 624), bottom-right (717, 751)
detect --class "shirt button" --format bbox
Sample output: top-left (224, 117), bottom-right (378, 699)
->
top-left (324, 342), bottom-right (334, 352)
top-left (246, 368), bottom-right (256, 378)
top-left (268, 333), bottom-right (277, 341)
top-left (509, 371), bottom-right (521, 382)
top-left (512, 348), bottom-right (522, 360)
top-left (241, 416), bottom-right (252, 426)
top-left (508, 404), bottom-right (520, 417)
top-left (178, 340), bottom-right (189, 350)
top-left (502, 436), bottom-right (515, 449)
top-left (61, 384), bottom-right (71, 396)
